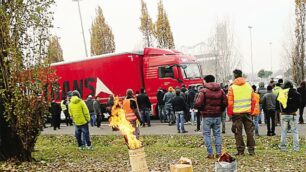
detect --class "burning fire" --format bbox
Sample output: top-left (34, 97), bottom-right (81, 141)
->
top-left (109, 97), bottom-right (142, 149)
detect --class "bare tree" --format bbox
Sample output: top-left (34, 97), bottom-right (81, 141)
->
top-left (207, 20), bottom-right (241, 82)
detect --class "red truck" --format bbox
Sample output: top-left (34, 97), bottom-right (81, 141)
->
top-left (51, 48), bottom-right (203, 116)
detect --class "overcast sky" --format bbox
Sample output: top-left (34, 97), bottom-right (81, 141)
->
top-left (52, 0), bottom-right (294, 73)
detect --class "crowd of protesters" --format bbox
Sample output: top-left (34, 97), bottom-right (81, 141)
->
top-left (47, 69), bottom-right (305, 156)
top-left (154, 69), bottom-right (305, 158)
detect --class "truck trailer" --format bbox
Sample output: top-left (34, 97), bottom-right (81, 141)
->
top-left (51, 48), bottom-right (204, 116)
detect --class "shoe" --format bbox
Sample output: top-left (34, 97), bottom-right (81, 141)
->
top-left (148, 124), bottom-right (151, 127)
top-left (222, 131), bottom-right (225, 134)
top-left (194, 129), bottom-right (200, 132)
top-left (168, 123), bottom-right (172, 126)
top-left (267, 133), bottom-right (271, 136)
top-left (255, 133), bottom-right (259, 136)
top-left (271, 133), bottom-right (276, 136)
top-left (206, 154), bottom-right (214, 159)
top-left (249, 152), bottom-right (255, 156)
top-left (235, 152), bottom-right (244, 156)
top-left (79, 146), bottom-right (85, 150)
top-left (216, 154), bottom-right (221, 159)
top-left (177, 130), bottom-right (181, 133)
top-left (86, 145), bottom-right (93, 150)
top-left (182, 130), bottom-right (188, 133)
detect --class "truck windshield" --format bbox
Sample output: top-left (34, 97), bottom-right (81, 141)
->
top-left (180, 64), bottom-right (201, 79)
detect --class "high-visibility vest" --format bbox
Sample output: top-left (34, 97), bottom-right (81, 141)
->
top-left (123, 98), bottom-right (137, 121)
top-left (277, 88), bottom-right (290, 109)
top-left (252, 93), bottom-right (260, 116)
top-left (60, 100), bottom-right (67, 111)
top-left (273, 86), bottom-right (282, 95)
top-left (232, 84), bottom-right (253, 114)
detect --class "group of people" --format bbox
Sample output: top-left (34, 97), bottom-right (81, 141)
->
top-left (49, 91), bottom-right (104, 150)
top-left (155, 69), bottom-right (304, 158)
top-left (156, 84), bottom-right (203, 132)
top-left (50, 69), bottom-right (305, 156)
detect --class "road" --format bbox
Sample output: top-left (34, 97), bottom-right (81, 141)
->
top-left (42, 120), bottom-right (306, 137)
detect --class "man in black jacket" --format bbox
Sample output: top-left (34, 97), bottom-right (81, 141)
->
top-left (276, 81), bottom-right (301, 151)
top-left (137, 88), bottom-right (152, 127)
top-left (50, 100), bottom-right (61, 130)
top-left (172, 89), bottom-right (188, 133)
top-left (156, 88), bottom-right (166, 123)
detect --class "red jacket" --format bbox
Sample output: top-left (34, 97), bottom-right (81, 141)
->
top-left (195, 82), bottom-right (228, 117)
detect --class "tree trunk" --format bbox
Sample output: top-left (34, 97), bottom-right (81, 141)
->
top-left (0, 102), bottom-right (33, 162)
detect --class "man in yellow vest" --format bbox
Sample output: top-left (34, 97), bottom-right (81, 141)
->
top-left (60, 96), bottom-right (72, 126)
top-left (227, 69), bottom-right (257, 156)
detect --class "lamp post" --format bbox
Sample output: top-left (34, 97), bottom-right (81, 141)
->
top-left (248, 26), bottom-right (254, 81)
top-left (73, 0), bottom-right (88, 57)
top-left (269, 42), bottom-right (272, 72)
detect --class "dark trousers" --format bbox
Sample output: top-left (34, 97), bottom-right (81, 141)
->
top-left (265, 110), bottom-right (276, 134)
top-left (64, 110), bottom-right (72, 126)
top-left (275, 111), bottom-right (281, 125)
top-left (140, 108), bottom-right (150, 126)
top-left (75, 123), bottom-right (91, 147)
top-left (231, 114), bottom-right (255, 154)
top-left (299, 106), bottom-right (304, 123)
top-left (196, 112), bottom-right (201, 131)
top-left (52, 114), bottom-right (60, 130)
top-left (96, 114), bottom-right (103, 127)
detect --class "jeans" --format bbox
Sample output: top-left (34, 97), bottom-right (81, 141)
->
top-left (158, 105), bottom-right (166, 122)
top-left (90, 112), bottom-right (96, 126)
top-left (221, 111), bottom-right (226, 132)
top-left (259, 104), bottom-right (264, 124)
top-left (165, 105), bottom-right (175, 124)
top-left (202, 117), bottom-right (222, 155)
top-left (190, 109), bottom-right (196, 125)
top-left (75, 123), bottom-right (91, 147)
top-left (253, 116), bottom-right (260, 135)
top-left (175, 111), bottom-right (185, 132)
top-left (131, 120), bottom-right (140, 139)
top-left (280, 115), bottom-right (300, 151)
top-left (140, 108), bottom-right (151, 126)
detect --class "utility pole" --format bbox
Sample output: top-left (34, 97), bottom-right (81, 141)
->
top-left (73, 0), bottom-right (88, 57)
top-left (248, 26), bottom-right (254, 82)
top-left (269, 42), bottom-right (272, 72)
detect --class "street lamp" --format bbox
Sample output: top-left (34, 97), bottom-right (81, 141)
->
top-left (269, 42), bottom-right (272, 72)
top-left (248, 26), bottom-right (254, 81)
top-left (73, 0), bottom-right (88, 57)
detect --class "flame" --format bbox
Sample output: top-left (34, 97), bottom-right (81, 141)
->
top-left (109, 96), bottom-right (142, 149)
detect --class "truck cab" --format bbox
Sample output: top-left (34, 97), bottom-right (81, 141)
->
top-left (142, 48), bottom-right (204, 115)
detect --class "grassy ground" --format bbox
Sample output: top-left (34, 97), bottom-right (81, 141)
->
top-left (0, 135), bottom-right (305, 172)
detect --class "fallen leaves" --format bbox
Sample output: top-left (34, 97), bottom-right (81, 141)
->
top-left (0, 135), bottom-right (305, 172)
